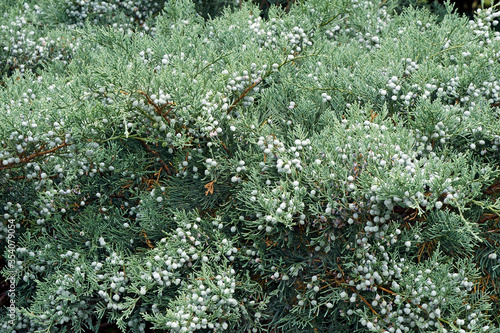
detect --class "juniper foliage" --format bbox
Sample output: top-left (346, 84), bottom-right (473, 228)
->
top-left (1, 0), bottom-right (500, 332)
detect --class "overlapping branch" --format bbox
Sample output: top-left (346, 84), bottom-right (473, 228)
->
top-left (136, 90), bottom-right (176, 125)
top-left (136, 139), bottom-right (172, 176)
top-left (0, 142), bottom-right (70, 171)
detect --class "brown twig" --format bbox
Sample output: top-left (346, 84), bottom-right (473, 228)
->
top-left (485, 181), bottom-right (500, 195)
top-left (136, 139), bottom-right (172, 176)
top-left (137, 90), bottom-right (176, 124)
top-left (226, 78), bottom-right (262, 115)
top-left (204, 180), bottom-right (215, 195)
top-left (377, 285), bottom-right (426, 312)
top-left (358, 293), bottom-right (378, 315)
top-left (219, 140), bottom-right (231, 156)
top-left (10, 173), bottom-right (59, 181)
top-left (479, 214), bottom-right (500, 224)
top-left (140, 229), bottom-right (154, 248)
top-left (0, 142), bottom-right (69, 171)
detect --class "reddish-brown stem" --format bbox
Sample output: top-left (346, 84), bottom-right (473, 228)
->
top-left (376, 285), bottom-right (395, 295)
top-left (485, 181), bottom-right (500, 194)
top-left (226, 79), bottom-right (262, 115)
top-left (10, 174), bottom-right (58, 181)
top-left (479, 214), bottom-right (500, 224)
top-left (219, 140), bottom-right (231, 155)
top-left (136, 139), bottom-right (172, 176)
top-left (377, 285), bottom-right (426, 312)
top-left (0, 142), bottom-right (69, 171)
top-left (137, 90), bottom-right (175, 125)
top-left (358, 293), bottom-right (378, 315)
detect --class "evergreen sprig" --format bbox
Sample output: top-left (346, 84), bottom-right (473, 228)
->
top-left (1, 0), bottom-right (500, 332)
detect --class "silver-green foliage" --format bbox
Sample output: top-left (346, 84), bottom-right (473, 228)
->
top-left (1, 0), bottom-right (500, 332)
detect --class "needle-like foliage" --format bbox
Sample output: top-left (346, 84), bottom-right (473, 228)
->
top-left (1, 0), bottom-right (499, 332)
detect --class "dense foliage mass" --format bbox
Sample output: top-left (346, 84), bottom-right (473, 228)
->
top-left (1, 0), bottom-right (500, 332)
